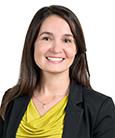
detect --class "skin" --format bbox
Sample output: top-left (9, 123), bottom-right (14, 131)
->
top-left (34, 15), bottom-right (77, 75)
top-left (33, 15), bottom-right (77, 115)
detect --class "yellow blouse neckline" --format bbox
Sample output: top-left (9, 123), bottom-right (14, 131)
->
top-left (16, 95), bottom-right (68, 138)
top-left (31, 95), bottom-right (68, 118)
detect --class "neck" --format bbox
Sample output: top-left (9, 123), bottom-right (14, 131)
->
top-left (38, 71), bottom-right (70, 96)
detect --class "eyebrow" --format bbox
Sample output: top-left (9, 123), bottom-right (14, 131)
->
top-left (39, 32), bottom-right (53, 36)
top-left (39, 31), bottom-right (74, 38)
top-left (64, 34), bottom-right (74, 38)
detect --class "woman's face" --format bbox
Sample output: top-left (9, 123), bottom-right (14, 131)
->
top-left (34, 15), bottom-right (77, 74)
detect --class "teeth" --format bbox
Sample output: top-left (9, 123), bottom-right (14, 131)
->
top-left (47, 57), bottom-right (64, 61)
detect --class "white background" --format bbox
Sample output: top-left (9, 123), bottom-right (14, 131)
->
top-left (0, 0), bottom-right (115, 103)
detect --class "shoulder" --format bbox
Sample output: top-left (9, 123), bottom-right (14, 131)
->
top-left (82, 86), bottom-right (115, 130)
top-left (82, 86), bottom-right (115, 114)
top-left (82, 86), bottom-right (113, 107)
top-left (82, 86), bottom-right (115, 110)
top-left (70, 82), bottom-right (115, 111)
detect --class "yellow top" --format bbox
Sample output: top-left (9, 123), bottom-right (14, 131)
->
top-left (16, 96), bottom-right (68, 138)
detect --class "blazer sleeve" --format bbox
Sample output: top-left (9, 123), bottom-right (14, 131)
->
top-left (93, 97), bottom-right (115, 138)
top-left (0, 96), bottom-right (14, 138)
top-left (0, 117), bottom-right (4, 137)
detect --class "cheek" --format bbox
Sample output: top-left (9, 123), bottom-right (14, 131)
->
top-left (34, 45), bottom-right (43, 64)
top-left (34, 44), bottom-right (46, 57)
top-left (34, 47), bottom-right (40, 60)
top-left (34, 44), bottom-right (50, 65)
top-left (65, 46), bottom-right (77, 58)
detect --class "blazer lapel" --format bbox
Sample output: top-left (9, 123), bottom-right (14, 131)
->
top-left (63, 82), bottom-right (84, 138)
top-left (5, 95), bottom-right (30, 138)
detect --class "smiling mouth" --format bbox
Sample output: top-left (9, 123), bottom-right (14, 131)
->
top-left (46, 57), bottom-right (65, 62)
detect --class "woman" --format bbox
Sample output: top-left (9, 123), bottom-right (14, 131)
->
top-left (0, 5), bottom-right (115, 138)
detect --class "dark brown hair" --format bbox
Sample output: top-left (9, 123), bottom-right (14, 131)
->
top-left (0, 5), bottom-right (91, 119)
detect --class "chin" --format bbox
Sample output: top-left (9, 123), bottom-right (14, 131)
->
top-left (44, 68), bottom-right (69, 74)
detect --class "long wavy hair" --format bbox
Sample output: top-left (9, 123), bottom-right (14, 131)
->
top-left (0, 5), bottom-right (92, 119)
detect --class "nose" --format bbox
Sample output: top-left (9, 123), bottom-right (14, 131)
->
top-left (50, 40), bottom-right (63, 54)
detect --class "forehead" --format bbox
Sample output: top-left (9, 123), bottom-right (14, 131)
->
top-left (39, 15), bottom-right (73, 34)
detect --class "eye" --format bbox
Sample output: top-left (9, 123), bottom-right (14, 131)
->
top-left (42, 37), bottom-right (50, 41)
top-left (64, 38), bottom-right (72, 43)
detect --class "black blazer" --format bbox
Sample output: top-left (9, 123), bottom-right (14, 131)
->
top-left (0, 82), bottom-right (115, 138)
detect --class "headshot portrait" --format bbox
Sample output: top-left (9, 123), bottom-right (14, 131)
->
top-left (0, 2), bottom-right (115, 138)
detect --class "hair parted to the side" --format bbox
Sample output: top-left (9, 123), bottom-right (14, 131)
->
top-left (0, 5), bottom-right (92, 119)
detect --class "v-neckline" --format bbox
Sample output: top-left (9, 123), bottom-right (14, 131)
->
top-left (31, 96), bottom-right (68, 118)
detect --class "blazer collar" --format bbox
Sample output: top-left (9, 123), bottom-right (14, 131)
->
top-left (69, 81), bottom-right (83, 104)
top-left (63, 82), bottom-right (84, 138)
